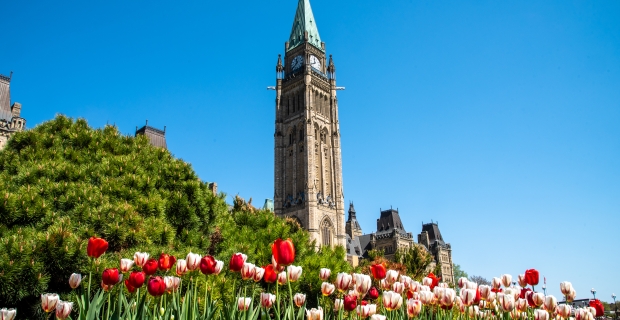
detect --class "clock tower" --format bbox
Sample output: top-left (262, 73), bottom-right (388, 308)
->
top-left (273, 0), bottom-right (346, 249)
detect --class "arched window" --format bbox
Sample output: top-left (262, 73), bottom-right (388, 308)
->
top-left (321, 218), bottom-right (334, 247)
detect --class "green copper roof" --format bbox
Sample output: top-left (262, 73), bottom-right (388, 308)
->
top-left (287, 0), bottom-right (323, 51)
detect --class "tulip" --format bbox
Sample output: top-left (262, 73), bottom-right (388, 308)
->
top-left (0, 308), bottom-right (16, 320)
top-left (263, 264), bottom-right (278, 283)
top-left (147, 276), bottom-right (166, 296)
top-left (120, 258), bottom-right (134, 273)
top-left (520, 287), bottom-right (531, 299)
top-left (530, 292), bottom-right (544, 307)
top-left (230, 253), bottom-right (248, 272)
top-left (69, 273), bottom-right (82, 289)
top-left (357, 304), bottom-right (375, 318)
top-left (543, 295), bottom-right (557, 312)
top-left (505, 287), bottom-right (520, 301)
top-left (587, 307), bottom-right (597, 318)
top-left (238, 297), bottom-right (252, 311)
top-left (380, 279), bottom-right (391, 290)
top-left (392, 282), bottom-right (405, 294)
top-left (134, 252), bottom-right (150, 267)
top-left (524, 269), bottom-right (539, 286)
top-left (320, 268), bottom-right (331, 281)
top-left (41, 293), bottom-right (59, 312)
top-left (383, 291), bottom-right (403, 310)
top-left (213, 260), bottom-right (224, 275)
top-left (200, 255), bottom-right (218, 275)
top-left (492, 277), bottom-right (501, 290)
top-left (557, 305), bottom-right (571, 318)
top-left (501, 294), bottom-right (515, 312)
top-left (479, 285), bottom-right (492, 300)
top-left (440, 288), bottom-right (456, 308)
top-left (368, 286), bottom-right (379, 300)
top-left (355, 274), bottom-right (372, 296)
top-left (517, 274), bottom-right (527, 288)
top-left (158, 253), bottom-right (176, 271)
top-left (559, 282), bottom-right (572, 296)
top-left (102, 268), bottom-right (120, 286)
top-left (465, 281), bottom-right (477, 290)
top-left (55, 300), bottom-right (73, 320)
top-left (128, 271), bottom-right (146, 288)
top-left (461, 289), bottom-right (476, 306)
top-left (589, 299), bottom-right (604, 317)
top-left (163, 276), bottom-right (179, 293)
top-left (87, 237), bottom-right (108, 258)
top-left (261, 292), bottom-right (276, 309)
top-left (370, 263), bottom-right (387, 280)
top-left (501, 274), bottom-right (512, 288)
top-left (176, 259), bottom-right (188, 276)
top-left (419, 291), bottom-right (434, 305)
top-left (535, 309), bottom-right (550, 320)
top-left (142, 259), bottom-right (158, 275)
top-left (101, 280), bottom-right (113, 291)
top-left (321, 282), bottom-right (335, 296)
top-left (294, 293), bottom-right (306, 307)
top-left (370, 315), bottom-right (386, 320)
top-left (334, 299), bottom-right (343, 311)
top-left (336, 273), bottom-right (353, 292)
top-left (125, 279), bottom-right (137, 293)
top-left (420, 285), bottom-right (430, 292)
top-left (515, 298), bottom-right (528, 312)
top-left (288, 265), bottom-right (303, 282)
top-left (407, 299), bottom-right (422, 318)
top-left (186, 252), bottom-right (202, 271)
top-left (566, 288), bottom-right (576, 302)
top-left (241, 263), bottom-right (256, 280)
top-left (277, 271), bottom-right (287, 285)
top-left (344, 294), bottom-right (357, 311)
top-left (253, 266), bottom-right (265, 282)
top-left (385, 270), bottom-right (399, 285)
top-left (306, 307), bottom-right (323, 320)
top-left (458, 277), bottom-right (468, 289)
top-left (272, 238), bottom-right (295, 266)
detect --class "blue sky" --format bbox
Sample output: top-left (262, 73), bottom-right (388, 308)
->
top-left (2, 0), bottom-right (619, 302)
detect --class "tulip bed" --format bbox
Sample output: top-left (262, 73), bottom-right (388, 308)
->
top-left (3, 236), bottom-right (606, 320)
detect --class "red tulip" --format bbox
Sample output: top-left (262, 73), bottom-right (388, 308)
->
top-left (368, 287), bottom-right (379, 300)
top-left (589, 299), bottom-right (604, 317)
top-left (142, 259), bottom-right (158, 275)
top-left (344, 294), bottom-right (357, 311)
top-left (128, 271), bottom-right (146, 288)
top-left (102, 268), bottom-right (120, 286)
top-left (263, 264), bottom-right (278, 283)
top-left (427, 272), bottom-right (440, 290)
top-left (200, 255), bottom-right (218, 275)
top-left (87, 237), bottom-right (108, 258)
top-left (229, 253), bottom-right (247, 272)
top-left (520, 288), bottom-right (531, 299)
top-left (158, 253), bottom-right (176, 271)
top-left (147, 276), bottom-right (166, 296)
top-left (272, 238), bottom-right (295, 266)
top-left (125, 279), bottom-right (137, 293)
top-left (370, 263), bottom-right (387, 280)
top-left (524, 269), bottom-right (539, 286)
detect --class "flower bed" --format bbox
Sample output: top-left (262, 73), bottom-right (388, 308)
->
top-left (1, 236), bottom-right (605, 320)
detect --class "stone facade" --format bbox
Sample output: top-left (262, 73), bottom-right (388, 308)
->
top-left (418, 222), bottom-right (454, 284)
top-left (0, 73), bottom-right (26, 150)
top-left (273, 0), bottom-right (346, 249)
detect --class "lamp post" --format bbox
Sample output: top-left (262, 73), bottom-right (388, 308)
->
top-left (591, 288), bottom-right (596, 300)
top-left (612, 293), bottom-right (617, 320)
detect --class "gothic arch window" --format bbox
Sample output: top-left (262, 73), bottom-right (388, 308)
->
top-left (320, 217), bottom-right (334, 247)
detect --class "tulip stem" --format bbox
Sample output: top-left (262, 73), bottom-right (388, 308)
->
top-left (106, 290), bottom-right (111, 320)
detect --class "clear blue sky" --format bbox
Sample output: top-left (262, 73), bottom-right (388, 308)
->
top-left (2, 0), bottom-right (619, 302)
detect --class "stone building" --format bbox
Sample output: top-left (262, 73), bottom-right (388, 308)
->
top-left (273, 0), bottom-right (346, 248)
top-left (0, 73), bottom-right (26, 150)
top-left (135, 120), bottom-right (167, 149)
top-left (418, 222), bottom-right (455, 284)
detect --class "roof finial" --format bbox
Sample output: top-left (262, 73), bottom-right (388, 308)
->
top-left (9, 71), bottom-right (13, 80)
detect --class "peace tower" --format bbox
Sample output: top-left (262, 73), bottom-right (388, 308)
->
top-left (273, 0), bottom-right (346, 248)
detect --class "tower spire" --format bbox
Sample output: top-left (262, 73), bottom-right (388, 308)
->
top-left (288, 0), bottom-right (322, 51)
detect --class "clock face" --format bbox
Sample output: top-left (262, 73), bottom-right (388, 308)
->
top-left (310, 55), bottom-right (321, 70)
top-left (291, 55), bottom-right (304, 70)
